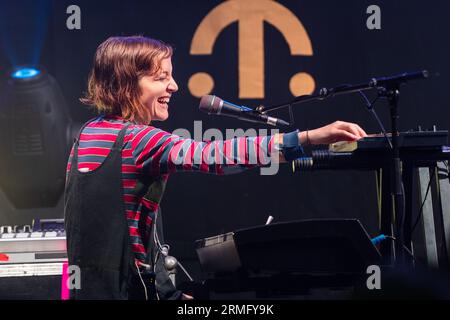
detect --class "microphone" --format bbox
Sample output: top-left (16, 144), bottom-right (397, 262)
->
top-left (199, 95), bottom-right (289, 127)
top-left (369, 70), bottom-right (429, 88)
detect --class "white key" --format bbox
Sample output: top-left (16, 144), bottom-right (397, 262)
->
top-left (30, 232), bottom-right (44, 238)
top-left (15, 233), bottom-right (30, 238)
top-left (44, 231), bottom-right (58, 238)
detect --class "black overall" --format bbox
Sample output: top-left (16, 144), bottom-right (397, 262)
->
top-left (64, 120), bottom-right (181, 300)
top-left (64, 121), bottom-right (181, 300)
top-left (64, 122), bottom-right (138, 299)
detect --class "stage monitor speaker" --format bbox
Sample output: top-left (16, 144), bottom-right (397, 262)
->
top-left (196, 219), bottom-right (382, 275)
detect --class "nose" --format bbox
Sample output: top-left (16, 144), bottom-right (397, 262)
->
top-left (168, 77), bottom-right (178, 93)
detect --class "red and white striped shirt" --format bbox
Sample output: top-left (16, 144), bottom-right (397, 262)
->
top-left (67, 115), bottom-right (301, 262)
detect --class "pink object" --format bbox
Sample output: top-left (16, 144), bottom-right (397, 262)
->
top-left (0, 253), bottom-right (9, 261)
top-left (61, 262), bottom-right (69, 300)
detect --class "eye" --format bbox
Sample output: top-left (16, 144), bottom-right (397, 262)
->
top-left (155, 72), bottom-right (170, 81)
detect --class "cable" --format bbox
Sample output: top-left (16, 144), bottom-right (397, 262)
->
top-left (152, 208), bottom-right (195, 291)
top-left (151, 209), bottom-right (162, 301)
top-left (358, 89), bottom-right (410, 263)
top-left (135, 260), bottom-right (148, 300)
top-left (399, 182), bottom-right (406, 256)
top-left (402, 245), bottom-right (415, 261)
top-left (376, 234), bottom-right (416, 262)
top-left (412, 167), bottom-right (436, 234)
top-left (288, 104), bottom-right (295, 126)
top-left (177, 261), bottom-right (194, 282)
top-left (357, 90), bottom-right (393, 149)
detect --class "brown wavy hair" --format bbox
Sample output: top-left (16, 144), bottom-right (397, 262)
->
top-left (80, 36), bottom-right (173, 124)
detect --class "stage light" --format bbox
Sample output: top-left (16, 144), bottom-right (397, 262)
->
top-left (0, 65), bottom-right (74, 209)
top-left (11, 68), bottom-right (41, 79)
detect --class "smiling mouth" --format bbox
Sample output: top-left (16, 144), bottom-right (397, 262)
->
top-left (157, 97), bottom-right (171, 105)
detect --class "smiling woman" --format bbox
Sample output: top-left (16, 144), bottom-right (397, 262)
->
top-left (64, 35), bottom-right (366, 301)
top-left (80, 36), bottom-right (174, 124)
top-left (137, 57), bottom-right (178, 122)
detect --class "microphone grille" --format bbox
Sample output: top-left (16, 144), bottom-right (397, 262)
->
top-left (199, 95), bottom-right (222, 114)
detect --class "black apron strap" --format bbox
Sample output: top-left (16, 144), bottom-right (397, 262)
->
top-left (65, 121), bottom-right (134, 299)
top-left (73, 116), bottom-right (101, 145)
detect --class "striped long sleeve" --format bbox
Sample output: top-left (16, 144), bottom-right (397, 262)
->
top-left (131, 126), bottom-right (301, 176)
top-left (65, 116), bottom-right (304, 262)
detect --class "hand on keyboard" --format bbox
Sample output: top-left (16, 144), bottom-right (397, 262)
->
top-left (301, 120), bottom-right (367, 145)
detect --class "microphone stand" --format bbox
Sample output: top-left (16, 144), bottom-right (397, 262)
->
top-left (381, 82), bottom-right (405, 265)
top-left (263, 71), bottom-right (428, 113)
top-left (263, 70), bottom-right (429, 267)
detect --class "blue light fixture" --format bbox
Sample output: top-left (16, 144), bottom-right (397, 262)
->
top-left (1, 65), bottom-right (73, 208)
top-left (11, 67), bottom-right (41, 79)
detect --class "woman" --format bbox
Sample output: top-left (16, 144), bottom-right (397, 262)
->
top-left (64, 36), bottom-right (367, 300)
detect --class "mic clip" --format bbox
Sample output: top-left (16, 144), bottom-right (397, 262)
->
top-left (255, 105), bottom-right (266, 113)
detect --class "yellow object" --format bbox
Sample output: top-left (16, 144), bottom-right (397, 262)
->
top-left (329, 141), bottom-right (358, 152)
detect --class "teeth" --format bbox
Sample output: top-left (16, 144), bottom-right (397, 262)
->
top-left (158, 98), bottom-right (170, 104)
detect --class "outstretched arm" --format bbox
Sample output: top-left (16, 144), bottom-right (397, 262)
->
top-left (131, 121), bottom-right (367, 176)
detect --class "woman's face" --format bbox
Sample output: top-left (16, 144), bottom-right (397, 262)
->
top-left (138, 57), bottom-right (178, 122)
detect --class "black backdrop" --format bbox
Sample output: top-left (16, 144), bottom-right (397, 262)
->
top-left (1, 0), bottom-right (449, 279)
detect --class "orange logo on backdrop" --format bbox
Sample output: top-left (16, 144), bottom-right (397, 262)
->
top-left (189, 0), bottom-right (315, 99)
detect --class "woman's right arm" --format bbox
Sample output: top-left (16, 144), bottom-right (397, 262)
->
top-left (131, 126), bottom-right (298, 175)
top-left (131, 121), bottom-right (367, 176)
